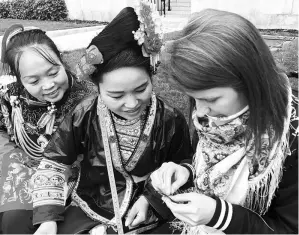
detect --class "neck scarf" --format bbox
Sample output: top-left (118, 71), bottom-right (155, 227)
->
top-left (175, 87), bottom-right (295, 235)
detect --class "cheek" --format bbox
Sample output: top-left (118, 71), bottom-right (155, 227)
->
top-left (140, 85), bottom-right (153, 102)
top-left (56, 71), bottom-right (69, 89)
top-left (100, 94), bottom-right (122, 111)
top-left (23, 84), bottom-right (41, 97)
top-left (215, 97), bottom-right (238, 114)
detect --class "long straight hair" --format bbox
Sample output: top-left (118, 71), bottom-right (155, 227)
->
top-left (166, 9), bottom-right (290, 154)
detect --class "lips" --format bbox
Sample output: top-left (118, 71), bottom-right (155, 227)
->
top-left (44, 89), bottom-right (58, 98)
top-left (125, 106), bottom-right (141, 113)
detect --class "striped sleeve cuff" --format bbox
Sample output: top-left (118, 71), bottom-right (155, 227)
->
top-left (206, 197), bottom-right (233, 231)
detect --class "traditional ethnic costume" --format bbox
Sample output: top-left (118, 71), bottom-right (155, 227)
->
top-left (32, 93), bottom-right (192, 234)
top-left (0, 73), bottom-right (97, 213)
top-left (172, 87), bottom-right (298, 234)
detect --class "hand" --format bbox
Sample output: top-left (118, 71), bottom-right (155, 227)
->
top-left (34, 221), bottom-right (57, 235)
top-left (162, 192), bottom-right (216, 226)
top-left (125, 196), bottom-right (149, 228)
top-left (150, 162), bottom-right (190, 195)
top-left (89, 224), bottom-right (107, 235)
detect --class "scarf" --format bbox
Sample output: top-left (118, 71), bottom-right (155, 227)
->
top-left (175, 88), bottom-right (294, 235)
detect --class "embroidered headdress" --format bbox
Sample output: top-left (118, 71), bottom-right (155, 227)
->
top-left (75, 3), bottom-right (164, 80)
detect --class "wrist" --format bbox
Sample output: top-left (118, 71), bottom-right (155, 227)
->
top-left (40, 221), bottom-right (57, 226)
top-left (180, 163), bottom-right (194, 180)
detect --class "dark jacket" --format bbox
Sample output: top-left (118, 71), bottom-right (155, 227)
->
top-left (32, 95), bottom-right (193, 229)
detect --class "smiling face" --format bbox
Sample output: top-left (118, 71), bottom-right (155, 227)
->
top-left (186, 87), bottom-right (248, 120)
top-left (99, 67), bottom-right (153, 120)
top-left (18, 46), bottom-right (69, 103)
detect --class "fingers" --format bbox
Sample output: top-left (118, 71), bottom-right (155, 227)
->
top-left (150, 171), bottom-right (162, 192)
top-left (150, 164), bottom-right (169, 194)
top-left (90, 225), bottom-right (107, 235)
top-left (170, 179), bottom-right (185, 195)
top-left (170, 193), bottom-right (192, 203)
top-left (164, 167), bottom-right (176, 195)
top-left (130, 213), bottom-right (146, 227)
top-left (151, 162), bottom-right (181, 195)
top-left (162, 195), bottom-right (193, 214)
top-left (125, 207), bottom-right (137, 227)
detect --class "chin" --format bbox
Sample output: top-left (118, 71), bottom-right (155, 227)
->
top-left (45, 92), bottom-right (64, 103)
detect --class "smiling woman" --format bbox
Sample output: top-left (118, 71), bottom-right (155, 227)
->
top-left (100, 66), bottom-right (152, 120)
top-left (0, 24), bottom-right (97, 234)
top-left (18, 47), bottom-right (69, 103)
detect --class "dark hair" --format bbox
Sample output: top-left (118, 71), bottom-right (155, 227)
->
top-left (4, 28), bottom-right (64, 83)
top-left (88, 7), bottom-right (140, 78)
top-left (86, 7), bottom-right (151, 83)
top-left (92, 44), bottom-right (151, 83)
top-left (165, 9), bottom-right (290, 154)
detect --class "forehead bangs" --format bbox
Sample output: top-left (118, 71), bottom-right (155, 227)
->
top-left (14, 45), bottom-right (61, 79)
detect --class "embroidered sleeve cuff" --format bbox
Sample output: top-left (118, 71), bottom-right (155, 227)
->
top-left (206, 197), bottom-right (233, 231)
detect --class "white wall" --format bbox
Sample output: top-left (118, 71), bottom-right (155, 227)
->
top-left (191, 0), bottom-right (298, 29)
top-left (64, 0), bottom-right (136, 22)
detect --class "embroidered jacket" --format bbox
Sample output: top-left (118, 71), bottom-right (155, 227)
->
top-left (32, 95), bottom-right (192, 230)
top-left (0, 74), bottom-right (97, 212)
top-left (0, 73), bottom-right (97, 154)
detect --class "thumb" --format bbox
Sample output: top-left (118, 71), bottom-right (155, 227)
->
top-left (170, 177), bottom-right (186, 194)
top-left (125, 207), bottom-right (137, 227)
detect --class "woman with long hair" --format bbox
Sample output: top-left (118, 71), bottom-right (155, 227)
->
top-left (150, 9), bottom-right (298, 234)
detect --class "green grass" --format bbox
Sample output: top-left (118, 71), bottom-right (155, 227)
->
top-left (2, 23), bottom-right (297, 122)
top-left (62, 33), bottom-right (297, 124)
top-left (0, 18), bottom-right (107, 36)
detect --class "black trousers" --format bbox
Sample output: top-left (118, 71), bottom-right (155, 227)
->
top-left (0, 207), bottom-right (179, 234)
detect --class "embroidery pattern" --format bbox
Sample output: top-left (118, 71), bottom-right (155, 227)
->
top-left (0, 78), bottom-right (96, 211)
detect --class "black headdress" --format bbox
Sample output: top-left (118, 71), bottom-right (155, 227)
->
top-left (75, 3), bottom-right (163, 80)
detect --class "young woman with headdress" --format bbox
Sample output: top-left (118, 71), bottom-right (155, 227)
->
top-left (0, 25), bottom-right (97, 234)
top-left (31, 4), bottom-right (193, 235)
top-left (150, 9), bottom-right (298, 234)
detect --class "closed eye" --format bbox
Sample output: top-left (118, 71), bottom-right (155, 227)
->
top-left (110, 95), bottom-right (123, 99)
top-left (135, 87), bottom-right (147, 93)
top-left (206, 98), bottom-right (218, 103)
top-left (49, 71), bottom-right (58, 77)
top-left (29, 80), bottom-right (39, 85)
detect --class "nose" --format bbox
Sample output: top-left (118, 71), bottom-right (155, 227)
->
top-left (124, 95), bottom-right (138, 109)
top-left (42, 82), bottom-right (55, 90)
top-left (195, 100), bottom-right (210, 117)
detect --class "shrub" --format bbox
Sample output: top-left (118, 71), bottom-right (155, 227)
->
top-left (0, 1), bottom-right (10, 18)
top-left (9, 0), bottom-right (29, 19)
top-left (0, 0), bottom-right (68, 21)
top-left (31, 0), bottom-right (68, 21)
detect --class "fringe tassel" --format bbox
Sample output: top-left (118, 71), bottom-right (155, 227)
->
top-left (174, 88), bottom-right (295, 234)
top-left (245, 86), bottom-right (294, 214)
top-left (11, 104), bottom-right (44, 160)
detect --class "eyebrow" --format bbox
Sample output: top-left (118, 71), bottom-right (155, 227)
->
top-left (107, 81), bottom-right (148, 94)
top-left (22, 65), bottom-right (58, 80)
